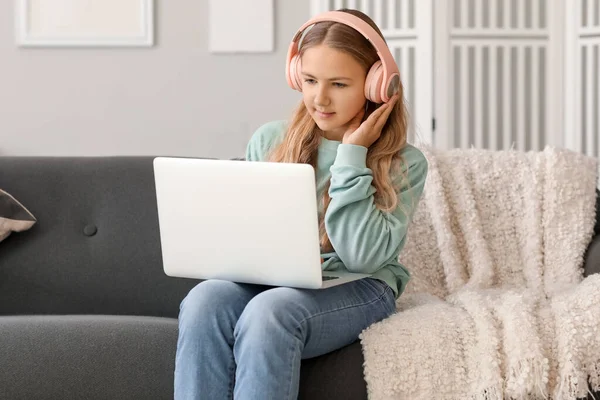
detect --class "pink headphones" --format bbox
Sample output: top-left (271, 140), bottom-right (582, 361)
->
top-left (286, 11), bottom-right (400, 104)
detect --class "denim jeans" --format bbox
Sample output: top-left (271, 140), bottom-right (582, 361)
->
top-left (173, 277), bottom-right (397, 400)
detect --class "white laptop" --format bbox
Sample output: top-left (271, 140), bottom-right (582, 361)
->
top-left (152, 156), bottom-right (371, 289)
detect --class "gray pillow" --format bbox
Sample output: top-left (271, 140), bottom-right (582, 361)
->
top-left (0, 189), bottom-right (36, 242)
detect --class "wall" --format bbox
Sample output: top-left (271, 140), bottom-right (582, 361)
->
top-left (0, 1), bottom-right (309, 158)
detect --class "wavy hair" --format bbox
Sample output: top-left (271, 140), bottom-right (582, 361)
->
top-left (268, 9), bottom-right (408, 252)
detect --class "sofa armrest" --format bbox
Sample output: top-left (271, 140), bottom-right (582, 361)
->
top-left (0, 315), bottom-right (177, 400)
top-left (584, 234), bottom-right (600, 277)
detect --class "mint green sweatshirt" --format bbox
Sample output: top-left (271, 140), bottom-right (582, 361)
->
top-left (245, 120), bottom-right (428, 298)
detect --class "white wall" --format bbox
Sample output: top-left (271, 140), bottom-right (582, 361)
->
top-left (0, 1), bottom-right (309, 158)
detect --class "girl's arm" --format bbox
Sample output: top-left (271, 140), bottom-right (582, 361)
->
top-left (325, 144), bottom-right (428, 274)
top-left (245, 120), bottom-right (286, 162)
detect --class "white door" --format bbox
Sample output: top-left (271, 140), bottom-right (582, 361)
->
top-left (565, 0), bottom-right (600, 159)
top-left (310, 0), bottom-right (434, 146)
top-left (433, 0), bottom-right (564, 151)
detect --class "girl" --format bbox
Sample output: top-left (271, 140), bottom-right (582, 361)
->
top-left (174, 8), bottom-right (428, 400)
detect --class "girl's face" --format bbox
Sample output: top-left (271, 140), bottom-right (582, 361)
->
top-left (300, 44), bottom-right (368, 141)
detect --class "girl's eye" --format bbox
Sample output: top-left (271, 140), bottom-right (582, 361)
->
top-left (333, 82), bottom-right (347, 88)
top-left (304, 79), bottom-right (316, 85)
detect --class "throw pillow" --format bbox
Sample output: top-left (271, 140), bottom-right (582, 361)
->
top-left (0, 189), bottom-right (36, 242)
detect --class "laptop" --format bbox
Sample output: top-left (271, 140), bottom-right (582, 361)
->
top-left (152, 156), bottom-right (371, 289)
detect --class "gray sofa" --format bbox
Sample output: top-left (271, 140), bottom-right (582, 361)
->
top-left (0, 156), bottom-right (599, 400)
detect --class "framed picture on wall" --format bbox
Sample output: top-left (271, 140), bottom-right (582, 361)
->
top-left (208, 0), bottom-right (274, 53)
top-left (15, 0), bottom-right (154, 47)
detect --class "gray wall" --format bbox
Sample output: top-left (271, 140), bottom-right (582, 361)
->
top-left (0, 1), bottom-right (309, 158)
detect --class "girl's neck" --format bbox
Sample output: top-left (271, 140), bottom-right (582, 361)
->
top-left (321, 130), bottom-right (344, 142)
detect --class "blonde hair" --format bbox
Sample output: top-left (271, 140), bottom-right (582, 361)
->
top-left (268, 9), bottom-right (408, 252)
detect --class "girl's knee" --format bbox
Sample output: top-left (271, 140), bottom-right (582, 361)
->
top-left (237, 288), bottom-right (305, 331)
top-left (180, 280), bottom-right (240, 313)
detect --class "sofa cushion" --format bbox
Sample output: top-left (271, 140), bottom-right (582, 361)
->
top-left (0, 315), bottom-right (368, 400)
top-left (299, 340), bottom-right (368, 400)
top-left (0, 315), bottom-right (178, 400)
top-left (0, 188), bottom-right (36, 242)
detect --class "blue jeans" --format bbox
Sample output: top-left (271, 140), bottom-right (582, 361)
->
top-left (174, 277), bottom-right (396, 400)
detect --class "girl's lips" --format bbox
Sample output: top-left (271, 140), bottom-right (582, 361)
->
top-left (315, 110), bottom-right (335, 118)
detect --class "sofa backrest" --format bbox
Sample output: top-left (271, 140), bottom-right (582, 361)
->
top-left (2, 156), bottom-right (597, 318)
top-left (0, 156), bottom-right (198, 318)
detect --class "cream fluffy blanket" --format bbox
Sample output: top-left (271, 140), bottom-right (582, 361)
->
top-left (360, 145), bottom-right (600, 400)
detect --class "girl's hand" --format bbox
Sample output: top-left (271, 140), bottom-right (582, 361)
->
top-left (342, 95), bottom-right (399, 148)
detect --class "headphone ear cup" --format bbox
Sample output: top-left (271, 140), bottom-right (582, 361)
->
top-left (364, 61), bottom-right (384, 103)
top-left (289, 55), bottom-right (303, 91)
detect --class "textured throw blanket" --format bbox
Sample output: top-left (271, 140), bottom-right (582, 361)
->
top-left (360, 145), bottom-right (600, 400)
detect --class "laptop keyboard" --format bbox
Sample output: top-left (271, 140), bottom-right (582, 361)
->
top-left (322, 275), bottom-right (339, 281)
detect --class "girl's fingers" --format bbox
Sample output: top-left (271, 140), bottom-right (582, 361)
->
top-left (374, 96), bottom-right (398, 131)
top-left (366, 103), bottom-right (389, 128)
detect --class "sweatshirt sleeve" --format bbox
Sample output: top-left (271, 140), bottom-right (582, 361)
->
top-left (324, 144), bottom-right (428, 274)
top-left (245, 120), bottom-right (287, 162)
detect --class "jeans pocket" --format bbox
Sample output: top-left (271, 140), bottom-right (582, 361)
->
top-left (363, 277), bottom-right (388, 296)
top-left (363, 278), bottom-right (396, 316)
